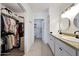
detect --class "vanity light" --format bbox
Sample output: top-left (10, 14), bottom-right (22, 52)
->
top-left (61, 4), bottom-right (79, 19)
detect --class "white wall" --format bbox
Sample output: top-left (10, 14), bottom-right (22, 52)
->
top-left (61, 4), bottom-right (79, 33)
top-left (33, 11), bottom-right (50, 44)
top-left (49, 6), bottom-right (60, 35)
top-left (20, 3), bottom-right (34, 55)
top-left (49, 4), bottom-right (79, 35)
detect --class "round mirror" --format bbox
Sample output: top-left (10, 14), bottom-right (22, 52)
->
top-left (74, 13), bottom-right (79, 29)
top-left (59, 18), bottom-right (70, 31)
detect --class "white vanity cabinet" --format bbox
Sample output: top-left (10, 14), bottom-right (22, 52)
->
top-left (48, 34), bottom-right (79, 56)
top-left (0, 47), bottom-right (1, 55)
top-left (48, 34), bottom-right (55, 55)
top-left (78, 51), bottom-right (79, 56)
top-left (55, 42), bottom-right (70, 56)
top-left (54, 37), bottom-right (77, 56)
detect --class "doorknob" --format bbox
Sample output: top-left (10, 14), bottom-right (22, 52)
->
top-left (59, 47), bottom-right (62, 51)
top-left (50, 32), bottom-right (52, 34)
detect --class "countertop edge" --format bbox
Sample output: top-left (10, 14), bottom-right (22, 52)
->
top-left (50, 34), bottom-right (79, 50)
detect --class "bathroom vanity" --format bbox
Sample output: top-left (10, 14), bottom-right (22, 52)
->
top-left (48, 4), bottom-right (79, 56)
top-left (48, 34), bottom-right (79, 56)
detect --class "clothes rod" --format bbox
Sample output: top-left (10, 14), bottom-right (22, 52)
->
top-left (1, 12), bottom-right (19, 22)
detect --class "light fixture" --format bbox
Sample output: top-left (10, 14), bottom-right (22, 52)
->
top-left (61, 4), bottom-right (79, 19)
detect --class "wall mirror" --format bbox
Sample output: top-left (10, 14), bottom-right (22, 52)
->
top-left (74, 13), bottom-right (79, 29)
top-left (59, 18), bottom-right (70, 31)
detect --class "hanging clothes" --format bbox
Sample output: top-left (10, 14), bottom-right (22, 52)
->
top-left (1, 15), bottom-right (5, 32)
top-left (7, 35), bottom-right (13, 50)
top-left (1, 8), bottom-right (21, 54)
top-left (1, 35), bottom-right (8, 52)
top-left (9, 18), bottom-right (16, 33)
top-left (2, 15), bottom-right (11, 32)
top-left (1, 15), bottom-right (15, 51)
top-left (14, 24), bottom-right (19, 47)
top-left (11, 35), bottom-right (15, 47)
top-left (1, 15), bottom-right (8, 52)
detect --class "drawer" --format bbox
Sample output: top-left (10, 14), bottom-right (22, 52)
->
top-left (48, 35), bottom-right (55, 54)
top-left (49, 39), bottom-right (55, 54)
top-left (55, 38), bottom-right (76, 56)
top-left (55, 42), bottom-right (70, 56)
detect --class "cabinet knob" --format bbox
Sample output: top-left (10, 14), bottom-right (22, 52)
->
top-left (50, 32), bottom-right (52, 34)
top-left (59, 47), bottom-right (62, 51)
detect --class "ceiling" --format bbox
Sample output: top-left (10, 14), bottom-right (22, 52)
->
top-left (28, 3), bottom-right (73, 13)
top-left (2, 3), bottom-right (25, 13)
top-left (2, 3), bottom-right (73, 14)
top-left (28, 3), bottom-right (50, 12)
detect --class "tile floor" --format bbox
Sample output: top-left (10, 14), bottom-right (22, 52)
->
top-left (27, 39), bottom-right (53, 56)
top-left (1, 38), bottom-right (53, 56)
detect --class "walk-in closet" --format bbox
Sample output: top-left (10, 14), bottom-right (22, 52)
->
top-left (0, 3), bottom-right (24, 56)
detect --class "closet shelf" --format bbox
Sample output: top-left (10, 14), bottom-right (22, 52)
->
top-left (1, 12), bottom-right (19, 22)
top-left (2, 32), bottom-right (15, 36)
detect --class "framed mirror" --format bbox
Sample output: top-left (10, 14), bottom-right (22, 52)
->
top-left (59, 18), bottom-right (70, 31)
top-left (74, 13), bottom-right (79, 29)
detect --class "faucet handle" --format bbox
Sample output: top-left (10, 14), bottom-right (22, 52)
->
top-left (74, 31), bottom-right (79, 34)
top-left (58, 30), bottom-right (62, 34)
top-left (50, 32), bottom-right (52, 34)
top-left (74, 31), bottom-right (79, 38)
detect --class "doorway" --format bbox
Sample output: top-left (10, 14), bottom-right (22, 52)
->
top-left (34, 19), bottom-right (44, 40)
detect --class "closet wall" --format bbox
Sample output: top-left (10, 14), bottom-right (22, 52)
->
top-left (21, 3), bottom-right (34, 54)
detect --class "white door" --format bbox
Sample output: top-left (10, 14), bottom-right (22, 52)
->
top-left (34, 19), bottom-right (43, 39)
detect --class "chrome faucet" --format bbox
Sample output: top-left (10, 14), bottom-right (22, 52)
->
top-left (74, 31), bottom-right (79, 38)
top-left (74, 31), bottom-right (79, 34)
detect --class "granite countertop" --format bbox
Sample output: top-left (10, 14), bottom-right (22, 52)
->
top-left (50, 33), bottom-right (79, 50)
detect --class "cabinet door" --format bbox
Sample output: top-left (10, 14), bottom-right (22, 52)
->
top-left (55, 43), bottom-right (62, 56)
top-left (60, 47), bottom-right (71, 56)
top-left (78, 51), bottom-right (79, 56)
top-left (55, 37), bottom-right (76, 56)
top-left (49, 39), bottom-right (55, 54)
top-left (55, 41), bottom-right (70, 56)
top-left (48, 35), bottom-right (55, 54)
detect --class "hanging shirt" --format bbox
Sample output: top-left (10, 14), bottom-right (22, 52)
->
top-left (9, 18), bottom-right (16, 33)
top-left (2, 15), bottom-right (10, 32)
top-left (1, 15), bottom-right (5, 32)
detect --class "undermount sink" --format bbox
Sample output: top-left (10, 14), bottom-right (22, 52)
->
top-left (60, 35), bottom-right (79, 42)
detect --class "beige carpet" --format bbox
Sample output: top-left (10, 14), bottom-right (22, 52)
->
top-left (27, 39), bottom-right (53, 56)
top-left (1, 48), bottom-right (24, 56)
